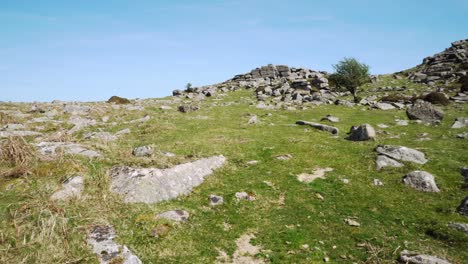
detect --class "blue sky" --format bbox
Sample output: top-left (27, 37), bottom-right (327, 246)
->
top-left (1, 0), bottom-right (467, 102)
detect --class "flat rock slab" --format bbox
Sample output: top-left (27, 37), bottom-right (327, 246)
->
top-left (84, 132), bottom-right (118, 142)
top-left (37, 142), bottom-right (101, 158)
top-left (297, 168), bottom-right (333, 183)
top-left (403, 171), bottom-right (440, 192)
top-left (0, 130), bottom-right (42, 138)
top-left (156, 210), bottom-right (189, 222)
top-left (296, 120), bottom-right (339, 134)
top-left (50, 176), bottom-right (84, 201)
top-left (108, 155), bottom-right (226, 203)
top-left (87, 225), bottom-right (142, 264)
top-left (399, 250), bottom-right (451, 264)
top-left (376, 155), bottom-right (404, 170)
top-left (451, 117), bottom-right (468, 128)
top-left (375, 145), bottom-right (427, 164)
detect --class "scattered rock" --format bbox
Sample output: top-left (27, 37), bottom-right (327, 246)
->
top-left (347, 124), bottom-right (376, 141)
top-left (399, 250), bottom-right (451, 264)
top-left (232, 233), bottom-right (264, 264)
top-left (377, 123), bottom-right (389, 128)
top-left (457, 197), bottom-right (468, 216)
top-left (126, 115), bottom-right (151, 124)
top-left (37, 142), bottom-right (101, 158)
top-left (402, 171), bottom-right (440, 192)
top-left (373, 179), bottom-right (384, 186)
top-left (395, 119), bottom-right (409, 126)
top-left (132, 146), bottom-right (153, 157)
top-left (275, 154), bottom-right (292, 160)
top-left (297, 168), bottom-right (333, 183)
top-left (246, 160), bottom-right (259, 165)
top-left (461, 167), bottom-right (468, 183)
top-left (320, 114), bottom-right (340, 123)
top-left (375, 145), bottom-right (427, 164)
top-left (156, 210), bottom-right (189, 222)
top-left (457, 132), bottom-right (468, 139)
top-left (248, 115), bottom-right (259, 125)
top-left (296, 120), bottom-right (339, 135)
top-left (159, 105), bottom-right (173, 110)
top-left (235, 192), bottom-right (256, 201)
top-left (448, 222), bottom-right (468, 234)
top-left (50, 176), bottom-right (84, 201)
top-left (0, 130), bottom-right (42, 138)
top-left (108, 155), bottom-right (226, 203)
top-left (209, 194), bottom-right (224, 206)
top-left (406, 100), bottom-right (444, 123)
top-left (451, 117), bottom-right (468, 128)
top-left (178, 105), bottom-right (199, 113)
top-left (63, 104), bottom-right (90, 115)
top-left (374, 102), bottom-right (395, 110)
top-left (84, 132), bottom-right (118, 142)
top-left (376, 155), bottom-right (404, 170)
top-left (115, 128), bottom-right (131, 136)
top-left (87, 225), bottom-right (142, 264)
top-left (344, 218), bottom-right (360, 227)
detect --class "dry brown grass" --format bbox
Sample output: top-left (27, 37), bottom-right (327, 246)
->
top-left (0, 112), bottom-right (17, 125)
top-left (0, 136), bottom-right (37, 177)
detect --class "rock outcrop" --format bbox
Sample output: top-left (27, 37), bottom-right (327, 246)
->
top-left (409, 39), bottom-right (468, 86)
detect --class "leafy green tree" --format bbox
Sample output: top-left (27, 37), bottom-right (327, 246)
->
top-left (185, 82), bottom-right (193, 92)
top-left (329, 58), bottom-right (371, 102)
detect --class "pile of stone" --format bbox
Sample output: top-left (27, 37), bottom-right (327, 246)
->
top-left (172, 64), bottom-right (337, 105)
top-left (409, 39), bottom-right (468, 85)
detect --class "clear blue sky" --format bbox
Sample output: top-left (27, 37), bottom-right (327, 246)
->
top-left (1, 0), bottom-right (467, 102)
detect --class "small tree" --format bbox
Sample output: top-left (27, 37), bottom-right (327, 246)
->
top-left (185, 83), bottom-right (194, 92)
top-left (329, 57), bottom-right (370, 102)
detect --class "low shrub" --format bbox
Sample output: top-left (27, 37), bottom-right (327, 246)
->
top-left (107, 96), bottom-right (131, 104)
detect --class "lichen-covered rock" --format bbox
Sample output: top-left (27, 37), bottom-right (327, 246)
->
top-left (402, 171), bottom-right (440, 192)
top-left (87, 225), bottom-right (142, 264)
top-left (50, 176), bottom-right (84, 201)
top-left (376, 155), bottom-right (404, 170)
top-left (37, 142), bottom-right (101, 158)
top-left (375, 145), bottom-right (427, 164)
top-left (399, 250), bottom-right (451, 264)
top-left (406, 100), bottom-right (444, 123)
top-left (108, 155), bottom-right (226, 203)
top-left (457, 197), bottom-right (468, 216)
top-left (132, 146), bottom-right (153, 157)
top-left (156, 210), bottom-right (190, 222)
top-left (209, 195), bottom-right (224, 206)
top-left (451, 117), bottom-right (468, 128)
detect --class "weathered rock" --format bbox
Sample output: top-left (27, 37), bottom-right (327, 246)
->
top-left (297, 168), bottom-right (333, 183)
top-left (115, 128), bottom-right (131, 136)
top-left (50, 176), bottom-right (84, 201)
top-left (132, 146), bottom-right (153, 157)
top-left (395, 119), bottom-right (409, 126)
top-left (108, 155), bottom-right (226, 203)
top-left (406, 100), bottom-right (444, 123)
top-left (87, 225), bottom-right (142, 264)
top-left (156, 210), bottom-right (189, 222)
top-left (84, 132), bottom-right (118, 142)
top-left (376, 155), bottom-right (404, 170)
top-left (399, 250), bottom-right (451, 264)
top-left (209, 194), bottom-right (224, 206)
top-left (451, 117), bottom-right (468, 128)
top-left (344, 218), bottom-right (360, 227)
top-left (0, 130), bottom-right (42, 138)
top-left (347, 124), bottom-right (376, 141)
top-left (275, 154), bottom-right (292, 160)
top-left (320, 114), bottom-right (340, 123)
top-left (403, 171), bottom-right (440, 192)
top-left (457, 132), bottom-right (468, 139)
top-left (63, 104), bottom-right (90, 115)
top-left (235, 192), bottom-right (256, 201)
top-left (248, 115), bottom-right (259, 125)
top-left (448, 222), bottom-right (468, 234)
top-left (178, 105), bottom-right (199, 113)
top-left (375, 145), bottom-right (427, 164)
top-left (373, 179), bottom-right (384, 186)
top-left (458, 197), bottom-right (468, 216)
top-left (461, 167), bottom-right (468, 183)
top-left (68, 116), bottom-right (97, 134)
top-left (374, 102), bottom-right (396, 110)
top-left (296, 120), bottom-right (339, 134)
top-left (37, 142), bottom-right (101, 158)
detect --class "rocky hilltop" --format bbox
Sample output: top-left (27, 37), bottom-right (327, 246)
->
top-left (409, 39), bottom-right (468, 85)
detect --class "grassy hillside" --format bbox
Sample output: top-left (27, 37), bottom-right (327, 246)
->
top-left (0, 89), bottom-right (467, 263)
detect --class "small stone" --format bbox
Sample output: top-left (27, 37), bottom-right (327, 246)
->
top-left (150, 224), bottom-right (171, 238)
top-left (457, 197), bottom-right (468, 216)
top-left (246, 160), bottom-right (259, 165)
top-left (342, 179), bottom-right (349, 184)
top-left (276, 154), bottom-right (292, 160)
top-left (344, 218), bottom-right (360, 227)
top-left (395, 119), bottom-right (409, 126)
top-left (373, 179), bottom-right (384, 186)
top-left (209, 194), bottom-right (224, 206)
top-left (320, 114), bottom-right (340, 123)
top-left (132, 146), bottom-right (153, 157)
top-left (247, 115), bottom-right (259, 124)
top-left (451, 117), bottom-right (468, 128)
top-left (235, 192), bottom-right (256, 201)
top-left (377, 124), bottom-right (389, 128)
top-left (316, 193), bottom-right (324, 200)
top-left (448, 222), bottom-right (468, 234)
top-left (156, 210), bottom-right (189, 222)
top-left (403, 171), bottom-right (440, 192)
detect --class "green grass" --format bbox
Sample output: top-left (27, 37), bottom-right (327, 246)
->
top-left (1, 89), bottom-right (467, 263)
